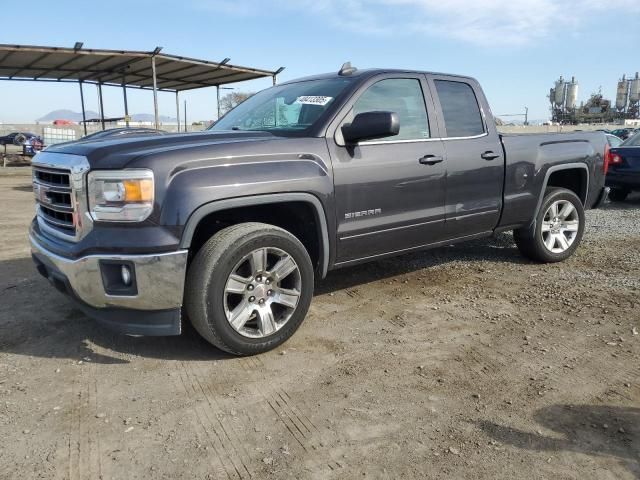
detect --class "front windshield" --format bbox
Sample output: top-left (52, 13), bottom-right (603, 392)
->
top-left (621, 131), bottom-right (640, 146)
top-left (210, 78), bottom-right (353, 134)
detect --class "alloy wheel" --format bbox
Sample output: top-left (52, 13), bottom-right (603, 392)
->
top-left (223, 247), bottom-right (302, 338)
top-left (540, 199), bottom-right (580, 253)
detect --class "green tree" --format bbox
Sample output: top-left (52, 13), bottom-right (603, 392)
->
top-left (220, 92), bottom-right (254, 115)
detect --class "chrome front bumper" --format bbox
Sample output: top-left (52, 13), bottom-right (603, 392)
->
top-left (30, 235), bottom-right (188, 311)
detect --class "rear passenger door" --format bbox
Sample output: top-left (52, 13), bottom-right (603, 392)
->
top-left (429, 76), bottom-right (504, 237)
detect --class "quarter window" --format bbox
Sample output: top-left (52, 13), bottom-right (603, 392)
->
top-left (350, 78), bottom-right (430, 141)
top-left (434, 80), bottom-right (485, 138)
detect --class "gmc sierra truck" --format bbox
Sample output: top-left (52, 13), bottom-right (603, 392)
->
top-left (30, 65), bottom-right (610, 355)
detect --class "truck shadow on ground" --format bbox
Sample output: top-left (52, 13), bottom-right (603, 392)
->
top-left (316, 232), bottom-right (525, 294)
top-left (11, 185), bottom-right (35, 192)
top-left (478, 404), bottom-right (640, 478)
top-left (0, 233), bottom-right (525, 363)
top-left (602, 192), bottom-right (640, 211)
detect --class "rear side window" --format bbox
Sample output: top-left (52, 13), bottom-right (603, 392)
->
top-left (434, 80), bottom-right (485, 138)
top-left (351, 78), bottom-right (430, 141)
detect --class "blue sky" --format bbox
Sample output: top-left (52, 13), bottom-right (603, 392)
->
top-left (1, 0), bottom-right (639, 123)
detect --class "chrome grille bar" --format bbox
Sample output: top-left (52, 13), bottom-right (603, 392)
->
top-left (31, 153), bottom-right (91, 243)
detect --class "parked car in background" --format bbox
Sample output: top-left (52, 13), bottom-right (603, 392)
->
top-left (1, 131), bottom-right (38, 146)
top-left (80, 127), bottom-right (166, 141)
top-left (606, 133), bottom-right (623, 148)
top-left (610, 128), bottom-right (635, 140)
top-left (0, 131), bottom-right (44, 155)
top-left (606, 131), bottom-right (640, 201)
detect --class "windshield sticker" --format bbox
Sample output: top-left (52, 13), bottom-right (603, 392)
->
top-left (295, 96), bottom-right (333, 106)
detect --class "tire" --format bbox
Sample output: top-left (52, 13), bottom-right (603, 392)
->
top-left (608, 188), bottom-right (629, 202)
top-left (513, 187), bottom-right (585, 263)
top-left (185, 222), bottom-right (314, 355)
top-left (13, 133), bottom-right (27, 146)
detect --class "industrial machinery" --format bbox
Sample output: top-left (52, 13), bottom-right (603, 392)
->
top-left (549, 73), bottom-right (640, 124)
top-left (549, 76), bottom-right (579, 124)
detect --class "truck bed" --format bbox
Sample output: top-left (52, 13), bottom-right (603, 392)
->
top-left (498, 131), bottom-right (607, 229)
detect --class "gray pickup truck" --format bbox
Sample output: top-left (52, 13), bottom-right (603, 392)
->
top-left (30, 65), bottom-right (610, 355)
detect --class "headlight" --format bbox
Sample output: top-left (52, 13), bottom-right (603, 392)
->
top-left (88, 170), bottom-right (154, 222)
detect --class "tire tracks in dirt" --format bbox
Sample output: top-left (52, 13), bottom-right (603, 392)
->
top-left (173, 360), bottom-right (252, 479)
top-left (68, 362), bottom-right (103, 480)
top-left (239, 355), bottom-right (344, 475)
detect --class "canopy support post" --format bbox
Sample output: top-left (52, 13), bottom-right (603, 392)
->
top-left (216, 85), bottom-right (221, 120)
top-left (79, 80), bottom-right (87, 136)
top-left (122, 76), bottom-right (129, 128)
top-left (151, 55), bottom-right (159, 129)
top-left (175, 91), bottom-right (180, 133)
top-left (272, 67), bottom-right (284, 86)
top-left (97, 82), bottom-right (105, 131)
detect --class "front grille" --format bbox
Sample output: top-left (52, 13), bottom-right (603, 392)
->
top-left (32, 165), bottom-right (77, 239)
top-left (33, 168), bottom-right (70, 187)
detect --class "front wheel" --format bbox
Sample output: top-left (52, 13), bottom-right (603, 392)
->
top-left (185, 222), bottom-right (314, 355)
top-left (514, 188), bottom-right (585, 263)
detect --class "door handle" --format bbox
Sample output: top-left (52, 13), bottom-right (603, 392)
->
top-left (418, 155), bottom-right (444, 165)
top-left (481, 151), bottom-right (500, 160)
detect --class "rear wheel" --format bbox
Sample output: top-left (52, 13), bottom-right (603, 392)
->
top-left (608, 188), bottom-right (629, 202)
top-left (185, 222), bottom-right (314, 355)
top-left (514, 188), bottom-right (585, 263)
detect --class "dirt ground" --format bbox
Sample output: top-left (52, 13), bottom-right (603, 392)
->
top-left (1, 171), bottom-right (638, 480)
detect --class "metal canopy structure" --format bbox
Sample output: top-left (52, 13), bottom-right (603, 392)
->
top-left (0, 43), bottom-right (284, 133)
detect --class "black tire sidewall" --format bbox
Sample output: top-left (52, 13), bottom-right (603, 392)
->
top-left (203, 229), bottom-right (313, 354)
top-left (533, 189), bottom-right (585, 262)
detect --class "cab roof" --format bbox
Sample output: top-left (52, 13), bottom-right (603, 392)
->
top-left (279, 68), bottom-right (476, 85)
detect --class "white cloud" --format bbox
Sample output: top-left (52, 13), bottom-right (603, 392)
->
top-left (191, 0), bottom-right (639, 46)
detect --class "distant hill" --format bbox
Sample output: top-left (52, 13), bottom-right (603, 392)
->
top-left (37, 109), bottom-right (99, 122)
top-left (37, 110), bottom-right (177, 123)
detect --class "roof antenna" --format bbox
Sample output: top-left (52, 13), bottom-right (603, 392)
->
top-left (339, 62), bottom-right (357, 76)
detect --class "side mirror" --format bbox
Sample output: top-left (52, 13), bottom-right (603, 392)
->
top-left (342, 111), bottom-right (400, 144)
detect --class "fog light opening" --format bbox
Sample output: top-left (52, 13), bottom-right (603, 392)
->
top-left (121, 265), bottom-right (132, 286)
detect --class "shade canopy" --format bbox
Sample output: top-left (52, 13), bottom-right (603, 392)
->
top-left (0, 44), bottom-right (281, 92)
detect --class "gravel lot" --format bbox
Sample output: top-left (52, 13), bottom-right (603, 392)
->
top-left (0, 172), bottom-right (638, 479)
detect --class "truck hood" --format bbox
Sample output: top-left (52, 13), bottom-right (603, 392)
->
top-left (42, 130), bottom-right (282, 169)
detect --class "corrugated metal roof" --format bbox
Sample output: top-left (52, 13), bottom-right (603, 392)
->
top-left (0, 44), bottom-right (280, 91)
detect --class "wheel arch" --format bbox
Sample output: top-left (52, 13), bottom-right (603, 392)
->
top-left (530, 163), bottom-right (589, 228)
top-left (180, 193), bottom-right (331, 278)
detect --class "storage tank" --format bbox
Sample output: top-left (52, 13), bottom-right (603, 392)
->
top-left (616, 75), bottom-right (629, 110)
top-left (554, 76), bottom-right (565, 106)
top-left (630, 72), bottom-right (640, 103)
top-left (565, 77), bottom-right (578, 110)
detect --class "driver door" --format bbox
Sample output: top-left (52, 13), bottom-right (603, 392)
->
top-left (327, 75), bottom-right (447, 264)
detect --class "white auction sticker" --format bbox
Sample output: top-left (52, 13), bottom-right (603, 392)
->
top-left (295, 96), bottom-right (333, 106)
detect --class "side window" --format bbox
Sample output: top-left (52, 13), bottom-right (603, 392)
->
top-left (351, 78), bottom-right (430, 141)
top-left (434, 80), bottom-right (485, 138)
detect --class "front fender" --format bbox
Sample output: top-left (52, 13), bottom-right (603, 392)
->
top-left (179, 192), bottom-right (332, 278)
top-left (161, 154), bottom-right (331, 223)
